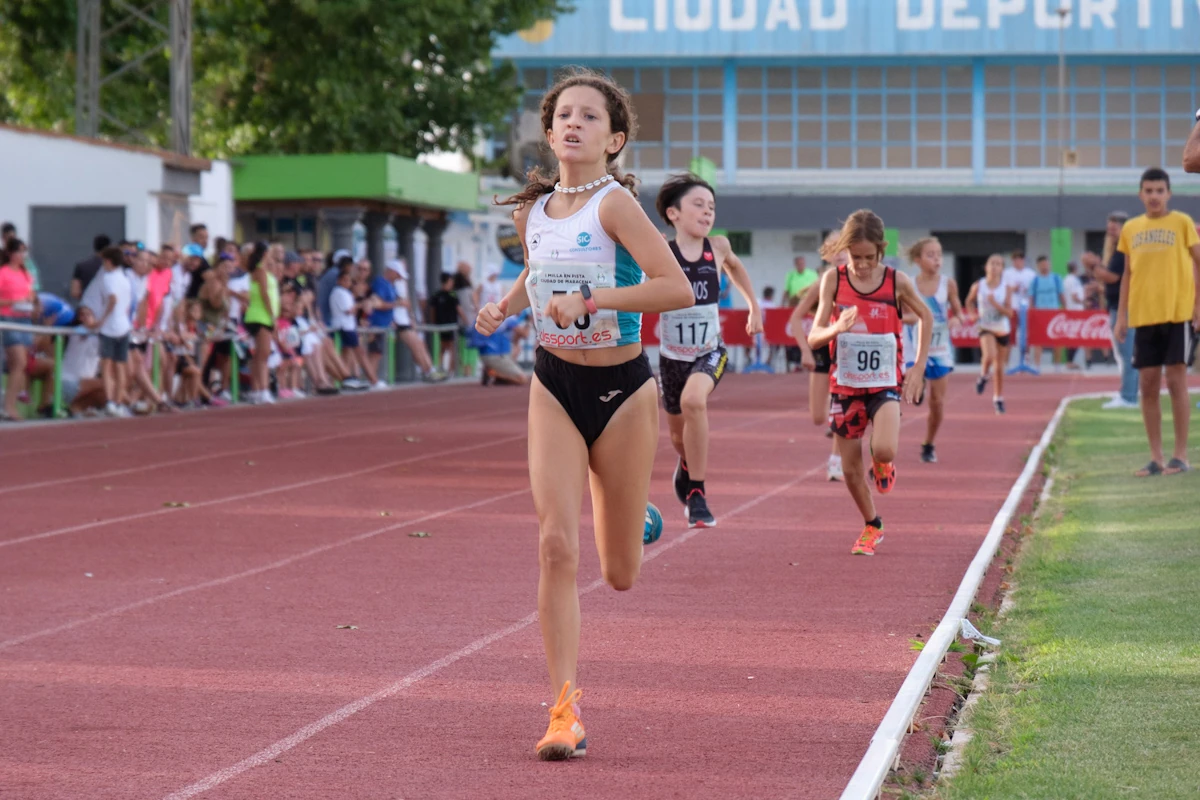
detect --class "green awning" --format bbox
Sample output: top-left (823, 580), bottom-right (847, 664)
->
top-left (233, 153), bottom-right (481, 212)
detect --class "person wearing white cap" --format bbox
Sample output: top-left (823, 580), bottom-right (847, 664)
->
top-left (374, 259), bottom-right (441, 381)
top-left (476, 262), bottom-right (505, 310)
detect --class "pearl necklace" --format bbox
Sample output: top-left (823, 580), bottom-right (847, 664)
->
top-left (553, 173), bottom-right (614, 194)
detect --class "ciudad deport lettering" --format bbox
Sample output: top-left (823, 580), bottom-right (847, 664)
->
top-left (608, 0), bottom-right (1199, 34)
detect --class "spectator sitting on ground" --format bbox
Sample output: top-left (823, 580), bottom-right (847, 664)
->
top-left (59, 306), bottom-right (108, 417)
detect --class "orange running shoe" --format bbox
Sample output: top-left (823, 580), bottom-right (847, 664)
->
top-left (851, 523), bottom-right (885, 555)
top-left (535, 681), bottom-right (587, 761)
top-left (871, 459), bottom-right (896, 494)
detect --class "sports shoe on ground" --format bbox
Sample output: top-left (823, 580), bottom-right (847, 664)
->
top-left (371, 380), bottom-right (389, 391)
top-left (976, 375), bottom-right (988, 395)
top-left (827, 454), bottom-right (844, 482)
top-left (672, 458), bottom-right (689, 505)
top-left (686, 489), bottom-right (716, 528)
top-left (644, 503), bottom-right (664, 545)
top-left (920, 443), bottom-right (937, 463)
top-left (536, 682), bottom-right (586, 761)
top-left (994, 398), bottom-right (1006, 414)
top-left (851, 523), bottom-right (884, 555)
top-left (1101, 397), bottom-right (1138, 410)
top-left (871, 459), bottom-right (896, 494)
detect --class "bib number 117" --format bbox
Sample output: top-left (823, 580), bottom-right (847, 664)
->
top-left (674, 321), bottom-right (709, 346)
top-left (551, 289), bottom-right (590, 330)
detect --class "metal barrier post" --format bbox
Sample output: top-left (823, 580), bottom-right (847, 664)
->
top-left (431, 330), bottom-right (442, 373)
top-left (53, 333), bottom-right (65, 417)
top-left (231, 343), bottom-right (240, 404)
top-left (387, 330), bottom-right (396, 385)
top-left (151, 340), bottom-right (160, 389)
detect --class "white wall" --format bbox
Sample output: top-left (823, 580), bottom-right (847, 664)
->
top-left (0, 127), bottom-right (161, 243)
top-left (188, 159), bottom-right (235, 243)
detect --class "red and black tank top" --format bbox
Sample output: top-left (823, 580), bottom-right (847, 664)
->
top-left (829, 265), bottom-right (904, 396)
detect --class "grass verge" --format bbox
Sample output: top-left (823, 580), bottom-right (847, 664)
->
top-left (937, 397), bottom-right (1200, 800)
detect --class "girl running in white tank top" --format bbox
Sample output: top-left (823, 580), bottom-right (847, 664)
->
top-left (965, 254), bottom-right (1014, 414)
top-left (476, 69), bottom-right (694, 763)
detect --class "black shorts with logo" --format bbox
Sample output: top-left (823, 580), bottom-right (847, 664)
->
top-left (534, 347), bottom-right (655, 449)
top-left (829, 389), bottom-right (900, 440)
top-left (659, 346), bottom-right (729, 415)
top-left (812, 343), bottom-right (832, 374)
top-left (1133, 322), bottom-right (1196, 369)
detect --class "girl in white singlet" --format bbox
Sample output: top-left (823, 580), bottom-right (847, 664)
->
top-left (903, 237), bottom-right (964, 462)
top-left (476, 69), bottom-right (694, 762)
top-left (965, 254), bottom-right (1014, 414)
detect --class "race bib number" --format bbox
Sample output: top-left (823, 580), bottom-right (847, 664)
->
top-left (929, 321), bottom-right (952, 360)
top-left (836, 332), bottom-right (898, 388)
top-left (659, 304), bottom-right (721, 360)
top-left (526, 261), bottom-right (619, 349)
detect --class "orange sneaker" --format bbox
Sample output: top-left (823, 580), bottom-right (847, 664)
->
top-left (851, 523), bottom-right (884, 555)
top-left (871, 459), bottom-right (896, 494)
top-left (535, 681), bottom-right (587, 761)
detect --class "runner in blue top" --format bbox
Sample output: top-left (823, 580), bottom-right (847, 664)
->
top-left (903, 238), bottom-right (965, 463)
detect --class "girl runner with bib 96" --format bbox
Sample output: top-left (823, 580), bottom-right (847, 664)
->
top-left (789, 233), bottom-right (850, 482)
top-left (965, 254), bottom-right (1014, 414)
top-left (904, 237), bottom-right (965, 463)
top-left (655, 173), bottom-right (763, 528)
top-left (476, 69), bottom-right (694, 762)
top-left (807, 210), bottom-right (932, 556)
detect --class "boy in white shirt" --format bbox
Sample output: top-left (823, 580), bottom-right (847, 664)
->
top-left (330, 263), bottom-right (378, 389)
top-left (91, 246), bottom-right (134, 416)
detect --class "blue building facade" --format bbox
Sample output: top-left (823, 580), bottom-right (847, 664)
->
top-left (490, 1), bottom-right (1200, 290)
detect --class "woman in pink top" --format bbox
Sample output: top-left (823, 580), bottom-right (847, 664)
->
top-left (0, 238), bottom-right (41, 420)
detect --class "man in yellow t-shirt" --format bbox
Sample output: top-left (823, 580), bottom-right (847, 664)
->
top-left (1114, 167), bottom-right (1200, 476)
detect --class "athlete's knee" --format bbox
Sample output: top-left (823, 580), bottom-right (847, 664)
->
top-left (602, 558), bottom-right (639, 591)
top-left (537, 525), bottom-right (579, 573)
top-left (871, 442), bottom-right (897, 464)
top-left (679, 390), bottom-right (707, 418)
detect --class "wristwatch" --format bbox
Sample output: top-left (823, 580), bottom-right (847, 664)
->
top-left (1195, 107), bottom-right (1200, 121)
top-left (579, 283), bottom-right (598, 314)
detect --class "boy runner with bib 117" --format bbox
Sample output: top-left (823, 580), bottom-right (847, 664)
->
top-left (808, 210), bottom-right (932, 556)
top-left (903, 237), bottom-right (964, 463)
top-left (655, 173), bottom-right (763, 527)
top-left (477, 68), bottom-right (694, 762)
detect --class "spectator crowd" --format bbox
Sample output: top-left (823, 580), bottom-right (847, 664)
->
top-left (0, 221), bottom-right (535, 423)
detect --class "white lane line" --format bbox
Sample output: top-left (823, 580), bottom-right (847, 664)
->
top-left (161, 457), bottom-right (832, 800)
top-left (0, 394), bottom-right (515, 494)
top-left (0, 488), bottom-right (531, 652)
top-left (0, 432), bottom-right (527, 550)
top-left (1, 399), bottom-right (792, 648)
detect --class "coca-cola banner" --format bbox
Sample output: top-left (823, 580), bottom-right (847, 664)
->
top-left (1026, 310), bottom-right (1113, 348)
top-left (641, 308), bottom-right (1112, 350)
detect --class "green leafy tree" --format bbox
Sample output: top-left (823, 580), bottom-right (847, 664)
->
top-left (0, 0), bottom-right (564, 158)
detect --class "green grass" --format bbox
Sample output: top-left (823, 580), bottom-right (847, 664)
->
top-left (938, 397), bottom-right (1200, 800)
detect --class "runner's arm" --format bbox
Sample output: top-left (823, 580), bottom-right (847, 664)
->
top-left (964, 281), bottom-right (980, 320)
top-left (946, 277), bottom-right (966, 326)
top-left (1184, 118), bottom-right (1200, 173)
top-left (788, 282), bottom-right (820, 354)
top-left (595, 190), bottom-right (694, 313)
top-left (712, 235), bottom-right (762, 334)
top-left (807, 268), bottom-right (850, 350)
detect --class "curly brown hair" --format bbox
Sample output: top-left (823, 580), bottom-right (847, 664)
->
top-left (496, 67), bottom-right (639, 209)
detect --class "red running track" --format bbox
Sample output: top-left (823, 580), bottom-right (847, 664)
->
top-left (0, 371), bottom-right (1096, 799)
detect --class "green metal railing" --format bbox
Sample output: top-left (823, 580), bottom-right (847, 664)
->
top-left (0, 320), bottom-right (469, 422)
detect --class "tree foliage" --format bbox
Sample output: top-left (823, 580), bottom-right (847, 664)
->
top-left (0, 0), bottom-right (564, 158)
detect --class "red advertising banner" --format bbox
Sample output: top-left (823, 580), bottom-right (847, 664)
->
top-left (1025, 309), bottom-right (1113, 348)
top-left (641, 308), bottom-right (1111, 350)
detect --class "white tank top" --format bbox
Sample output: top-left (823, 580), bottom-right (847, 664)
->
top-left (977, 279), bottom-right (1012, 335)
top-left (904, 273), bottom-right (954, 366)
top-left (523, 182), bottom-right (643, 350)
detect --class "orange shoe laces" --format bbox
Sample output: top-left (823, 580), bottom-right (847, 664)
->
top-left (546, 681), bottom-right (583, 733)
